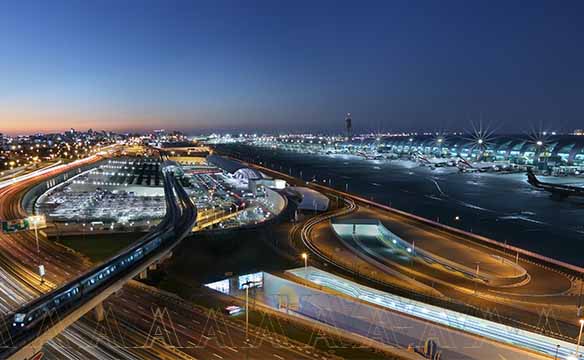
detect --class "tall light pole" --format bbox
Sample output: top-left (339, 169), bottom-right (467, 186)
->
top-left (31, 216), bottom-right (44, 284)
top-left (474, 262), bottom-right (481, 295)
top-left (576, 319), bottom-right (584, 359)
top-left (243, 280), bottom-right (260, 344)
top-left (301, 253), bottom-right (308, 276)
top-left (32, 216), bottom-right (40, 256)
top-left (245, 285), bottom-right (249, 341)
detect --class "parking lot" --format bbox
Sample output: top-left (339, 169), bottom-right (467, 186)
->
top-left (36, 157), bottom-right (285, 231)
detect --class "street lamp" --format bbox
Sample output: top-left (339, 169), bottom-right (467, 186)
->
top-left (245, 285), bottom-right (250, 341)
top-left (474, 262), bottom-right (481, 295)
top-left (576, 319), bottom-right (584, 359)
top-left (301, 253), bottom-right (308, 275)
top-left (30, 216), bottom-right (41, 256)
top-left (29, 215), bottom-right (44, 284)
top-left (242, 280), bottom-right (261, 343)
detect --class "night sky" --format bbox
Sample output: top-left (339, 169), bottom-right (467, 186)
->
top-left (1, 1), bottom-right (583, 135)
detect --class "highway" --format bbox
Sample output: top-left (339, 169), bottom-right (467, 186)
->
top-left (0, 155), bottom-right (147, 359)
top-left (0, 153), bottom-right (329, 360)
top-left (0, 161), bottom-right (63, 183)
top-left (0, 153), bottom-right (107, 191)
top-left (0, 155), bottom-right (196, 360)
top-left (114, 282), bottom-right (320, 360)
top-left (0, 156), bottom-right (198, 358)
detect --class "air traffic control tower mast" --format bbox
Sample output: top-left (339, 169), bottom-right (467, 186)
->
top-left (345, 113), bottom-right (352, 141)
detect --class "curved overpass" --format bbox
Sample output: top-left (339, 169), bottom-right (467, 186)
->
top-left (0, 159), bottom-right (197, 360)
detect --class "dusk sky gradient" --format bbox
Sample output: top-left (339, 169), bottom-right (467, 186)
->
top-left (1, 1), bottom-right (583, 135)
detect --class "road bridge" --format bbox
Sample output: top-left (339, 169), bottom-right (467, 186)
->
top-left (0, 160), bottom-right (197, 360)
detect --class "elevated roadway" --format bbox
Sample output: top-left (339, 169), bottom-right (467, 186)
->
top-left (0, 158), bottom-right (197, 359)
top-left (0, 154), bottom-right (147, 359)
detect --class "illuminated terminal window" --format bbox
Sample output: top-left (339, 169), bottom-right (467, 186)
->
top-left (205, 279), bottom-right (230, 294)
top-left (238, 272), bottom-right (263, 289)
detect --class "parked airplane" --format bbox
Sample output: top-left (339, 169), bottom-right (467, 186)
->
top-left (527, 168), bottom-right (584, 198)
top-left (355, 151), bottom-right (388, 160)
top-left (457, 156), bottom-right (513, 173)
top-left (411, 152), bottom-right (457, 169)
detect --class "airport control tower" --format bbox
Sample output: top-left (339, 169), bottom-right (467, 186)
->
top-left (345, 113), bottom-right (352, 141)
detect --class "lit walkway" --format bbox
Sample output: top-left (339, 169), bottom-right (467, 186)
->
top-left (288, 267), bottom-right (577, 360)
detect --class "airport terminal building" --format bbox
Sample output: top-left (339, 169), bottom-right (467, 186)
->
top-left (245, 133), bottom-right (584, 174)
top-left (351, 134), bottom-right (584, 172)
top-left (377, 135), bottom-right (584, 163)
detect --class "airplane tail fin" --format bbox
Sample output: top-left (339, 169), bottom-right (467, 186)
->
top-left (526, 168), bottom-right (541, 187)
top-left (456, 155), bottom-right (473, 169)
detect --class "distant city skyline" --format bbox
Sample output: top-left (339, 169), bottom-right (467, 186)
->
top-left (2, 126), bottom-right (579, 138)
top-left (1, 1), bottom-right (583, 135)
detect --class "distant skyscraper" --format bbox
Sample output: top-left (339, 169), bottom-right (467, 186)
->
top-left (345, 113), bottom-right (352, 141)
